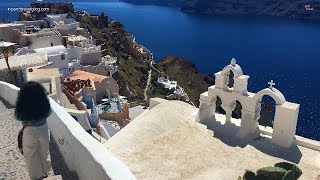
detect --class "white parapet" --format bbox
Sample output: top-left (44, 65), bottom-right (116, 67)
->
top-left (272, 102), bottom-right (300, 147)
top-left (0, 81), bottom-right (136, 180)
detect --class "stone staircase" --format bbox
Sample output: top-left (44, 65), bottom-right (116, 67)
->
top-left (0, 100), bottom-right (78, 180)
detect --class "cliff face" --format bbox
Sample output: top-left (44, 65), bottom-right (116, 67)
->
top-left (19, 2), bottom-right (75, 21)
top-left (154, 56), bottom-right (215, 106)
top-left (75, 12), bottom-right (214, 104)
top-left (74, 13), bottom-right (149, 100)
top-left (21, 2), bottom-right (213, 104)
top-left (31, 1), bottom-right (74, 14)
top-left (121, 0), bottom-right (184, 7)
top-left (121, 0), bottom-right (320, 21)
top-left (182, 0), bottom-right (320, 20)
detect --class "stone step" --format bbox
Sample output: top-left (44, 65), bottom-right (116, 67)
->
top-left (44, 175), bottom-right (62, 180)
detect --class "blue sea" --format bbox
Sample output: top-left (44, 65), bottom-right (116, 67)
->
top-left (1, 0), bottom-right (320, 140)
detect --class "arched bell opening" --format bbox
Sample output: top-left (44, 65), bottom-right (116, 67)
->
top-left (231, 100), bottom-right (242, 119)
top-left (215, 96), bottom-right (226, 115)
top-left (258, 95), bottom-right (277, 128)
top-left (227, 70), bottom-right (235, 88)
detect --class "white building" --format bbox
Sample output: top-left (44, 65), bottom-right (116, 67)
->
top-left (136, 45), bottom-right (153, 60)
top-left (47, 14), bottom-right (80, 35)
top-left (14, 20), bottom-right (48, 29)
top-left (157, 76), bottom-right (178, 90)
top-left (68, 55), bottom-right (118, 78)
top-left (66, 35), bottom-right (102, 66)
top-left (34, 45), bottom-right (69, 76)
top-left (104, 55), bottom-right (118, 77)
top-left (6, 24), bottom-right (62, 49)
top-left (26, 68), bottom-right (63, 105)
top-left (0, 22), bottom-right (62, 49)
top-left (0, 50), bottom-right (48, 84)
top-left (0, 23), bottom-right (25, 42)
top-left (0, 51), bottom-right (48, 71)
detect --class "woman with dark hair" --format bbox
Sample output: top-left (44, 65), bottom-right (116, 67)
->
top-left (15, 81), bottom-right (52, 180)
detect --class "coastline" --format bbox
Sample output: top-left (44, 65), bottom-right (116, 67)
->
top-left (120, 0), bottom-right (320, 22)
top-left (6, 0), bottom-right (317, 139)
top-left (1, 2), bottom-right (320, 179)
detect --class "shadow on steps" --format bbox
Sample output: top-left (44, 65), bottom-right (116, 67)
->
top-left (49, 135), bottom-right (79, 180)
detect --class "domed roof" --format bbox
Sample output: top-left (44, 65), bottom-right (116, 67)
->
top-left (221, 58), bottom-right (243, 78)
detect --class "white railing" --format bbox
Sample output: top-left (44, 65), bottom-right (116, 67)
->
top-left (0, 81), bottom-right (136, 180)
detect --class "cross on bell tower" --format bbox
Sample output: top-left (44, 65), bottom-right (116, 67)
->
top-left (268, 80), bottom-right (275, 89)
top-left (230, 58), bottom-right (236, 66)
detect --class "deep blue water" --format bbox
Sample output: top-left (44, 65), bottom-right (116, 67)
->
top-left (1, 0), bottom-right (320, 140)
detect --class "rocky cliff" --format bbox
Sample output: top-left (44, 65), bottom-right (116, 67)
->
top-left (121, 0), bottom-right (320, 21)
top-left (74, 12), bottom-right (149, 100)
top-left (121, 0), bottom-right (184, 7)
top-left (151, 56), bottom-right (215, 106)
top-left (74, 12), bottom-right (213, 105)
top-left (182, 0), bottom-right (320, 20)
top-left (19, 1), bottom-right (75, 21)
top-left (31, 1), bottom-right (74, 14)
top-left (20, 2), bottom-right (215, 105)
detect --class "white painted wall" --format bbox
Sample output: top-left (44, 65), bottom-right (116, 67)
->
top-left (67, 47), bottom-right (82, 60)
top-left (199, 60), bottom-right (300, 148)
top-left (30, 35), bottom-right (62, 49)
top-left (65, 109), bottom-right (92, 131)
top-left (48, 54), bottom-right (69, 70)
top-left (0, 81), bottom-right (136, 180)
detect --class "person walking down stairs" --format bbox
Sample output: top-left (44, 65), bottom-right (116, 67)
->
top-left (15, 81), bottom-right (53, 180)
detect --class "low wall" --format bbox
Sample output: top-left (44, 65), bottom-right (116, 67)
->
top-left (295, 135), bottom-right (320, 152)
top-left (260, 125), bottom-right (320, 151)
top-left (0, 81), bottom-right (136, 180)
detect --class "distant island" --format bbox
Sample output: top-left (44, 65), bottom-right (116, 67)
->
top-left (121, 0), bottom-right (320, 21)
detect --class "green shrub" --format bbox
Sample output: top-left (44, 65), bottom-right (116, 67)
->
top-left (256, 166), bottom-right (287, 180)
top-left (275, 162), bottom-right (302, 179)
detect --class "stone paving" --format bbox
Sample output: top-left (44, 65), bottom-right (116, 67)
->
top-left (106, 100), bottom-right (320, 180)
top-left (0, 100), bottom-right (79, 180)
top-left (0, 100), bottom-right (29, 180)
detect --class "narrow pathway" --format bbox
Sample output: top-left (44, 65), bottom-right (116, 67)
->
top-left (0, 99), bottom-right (79, 180)
top-left (144, 69), bottom-right (152, 101)
top-left (0, 100), bottom-right (29, 180)
top-left (178, 86), bottom-right (195, 107)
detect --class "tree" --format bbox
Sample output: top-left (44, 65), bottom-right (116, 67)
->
top-left (0, 44), bottom-right (16, 85)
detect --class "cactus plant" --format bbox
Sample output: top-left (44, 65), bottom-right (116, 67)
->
top-left (243, 170), bottom-right (256, 180)
top-left (282, 170), bottom-right (295, 180)
top-left (239, 162), bottom-right (302, 180)
top-left (275, 162), bottom-right (302, 179)
top-left (256, 166), bottom-right (287, 180)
